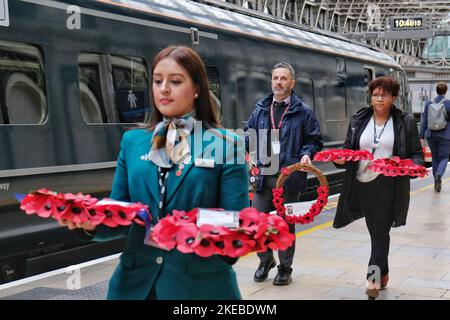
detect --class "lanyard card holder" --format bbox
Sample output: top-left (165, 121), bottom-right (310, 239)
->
top-left (271, 140), bottom-right (281, 155)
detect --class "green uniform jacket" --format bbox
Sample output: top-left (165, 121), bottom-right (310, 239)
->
top-left (93, 127), bottom-right (249, 300)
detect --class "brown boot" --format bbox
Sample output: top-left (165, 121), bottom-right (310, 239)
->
top-left (366, 280), bottom-right (380, 300)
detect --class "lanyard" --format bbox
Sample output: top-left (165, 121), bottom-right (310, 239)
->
top-left (270, 102), bottom-right (290, 130)
top-left (157, 166), bottom-right (170, 220)
top-left (372, 116), bottom-right (389, 153)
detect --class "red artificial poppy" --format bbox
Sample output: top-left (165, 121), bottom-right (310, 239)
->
top-left (193, 227), bottom-right (225, 257)
top-left (172, 208), bottom-right (198, 225)
top-left (342, 150), bottom-right (354, 161)
top-left (151, 216), bottom-right (179, 250)
top-left (63, 192), bottom-right (98, 206)
top-left (60, 200), bottom-right (92, 224)
top-left (316, 196), bottom-right (328, 208)
top-left (313, 149), bottom-right (335, 162)
top-left (281, 167), bottom-right (290, 175)
top-left (272, 195), bottom-right (284, 208)
top-left (317, 186), bottom-right (328, 196)
top-left (193, 238), bottom-right (221, 257)
top-left (47, 194), bottom-right (72, 220)
top-left (356, 150), bottom-right (373, 160)
top-left (94, 201), bottom-right (142, 227)
top-left (175, 223), bottom-right (200, 254)
top-left (302, 213), bottom-right (314, 224)
top-left (309, 204), bottom-right (321, 216)
top-left (239, 208), bottom-right (268, 237)
top-left (223, 232), bottom-right (256, 258)
top-left (265, 215), bottom-right (294, 251)
top-left (198, 224), bottom-right (231, 240)
top-left (276, 204), bottom-right (286, 216)
top-left (250, 167), bottom-right (260, 176)
top-left (267, 215), bottom-right (290, 234)
top-left (20, 193), bottom-right (53, 217)
top-left (272, 187), bottom-right (284, 197)
top-left (382, 167), bottom-right (397, 177)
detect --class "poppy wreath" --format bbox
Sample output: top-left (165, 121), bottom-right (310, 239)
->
top-left (272, 163), bottom-right (329, 224)
top-left (313, 149), bottom-right (373, 162)
top-left (151, 207), bottom-right (295, 258)
top-left (368, 156), bottom-right (428, 178)
top-left (18, 188), bottom-right (148, 227)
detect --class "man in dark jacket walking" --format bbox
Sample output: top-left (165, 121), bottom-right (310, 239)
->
top-left (420, 82), bottom-right (450, 192)
top-left (244, 62), bottom-right (323, 286)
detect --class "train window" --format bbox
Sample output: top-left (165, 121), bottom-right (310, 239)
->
top-left (79, 64), bottom-right (107, 123)
top-left (236, 70), bottom-right (270, 125)
top-left (0, 41), bottom-right (47, 125)
top-left (205, 67), bottom-right (222, 120)
top-left (296, 76), bottom-right (314, 107)
top-left (336, 58), bottom-right (346, 76)
top-left (78, 53), bottom-right (151, 124)
top-left (324, 80), bottom-right (347, 121)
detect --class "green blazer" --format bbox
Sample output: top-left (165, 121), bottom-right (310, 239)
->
top-left (93, 127), bottom-right (249, 300)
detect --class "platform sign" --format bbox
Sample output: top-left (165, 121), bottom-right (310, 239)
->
top-left (0, 0), bottom-right (9, 27)
top-left (391, 16), bottom-right (425, 30)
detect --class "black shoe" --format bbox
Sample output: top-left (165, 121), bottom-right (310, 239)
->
top-left (273, 270), bottom-right (292, 286)
top-left (435, 174), bottom-right (442, 193)
top-left (253, 259), bottom-right (276, 282)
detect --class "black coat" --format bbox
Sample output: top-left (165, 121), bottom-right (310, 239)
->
top-left (333, 106), bottom-right (423, 229)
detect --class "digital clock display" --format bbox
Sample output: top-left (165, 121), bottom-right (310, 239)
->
top-left (392, 17), bottom-right (424, 30)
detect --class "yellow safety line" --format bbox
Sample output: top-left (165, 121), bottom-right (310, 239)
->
top-left (295, 220), bottom-right (333, 237)
top-left (410, 176), bottom-right (450, 196)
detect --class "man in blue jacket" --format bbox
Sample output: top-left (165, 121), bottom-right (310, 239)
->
top-left (244, 62), bottom-right (323, 285)
top-left (420, 82), bottom-right (450, 192)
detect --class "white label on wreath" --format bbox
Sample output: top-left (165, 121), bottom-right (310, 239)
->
top-left (270, 200), bottom-right (316, 216)
top-left (0, 0), bottom-right (9, 27)
top-left (197, 208), bottom-right (239, 228)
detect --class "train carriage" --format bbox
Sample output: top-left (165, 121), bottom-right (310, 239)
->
top-left (0, 0), bottom-right (411, 283)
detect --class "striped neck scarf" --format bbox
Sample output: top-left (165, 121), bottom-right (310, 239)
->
top-left (148, 112), bottom-right (196, 168)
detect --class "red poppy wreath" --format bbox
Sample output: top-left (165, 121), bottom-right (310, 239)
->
top-left (151, 207), bottom-right (295, 258)
top-left (368, 156), bottom-right (428, 178)
top-left (18, 188), bottom-right (148, 227)
top-left (313, 148), bottom-right (373, 162)
top-left (272, 163), bottom-right (329, 224)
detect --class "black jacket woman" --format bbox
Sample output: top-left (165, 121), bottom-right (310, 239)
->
top-left (333, 76), bottom-right (423, 299)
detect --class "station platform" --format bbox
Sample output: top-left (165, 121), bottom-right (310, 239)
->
top-left (1, 168), bottom-right (450, 300)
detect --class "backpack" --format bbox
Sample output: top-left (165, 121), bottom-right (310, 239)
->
top-left (427, 99), bottom-right (448, 130)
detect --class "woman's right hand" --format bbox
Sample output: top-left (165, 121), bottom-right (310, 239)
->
top-left (59, 219), bottom-right (96, 232)
top-left (333, 159), bottom-right (346, 166)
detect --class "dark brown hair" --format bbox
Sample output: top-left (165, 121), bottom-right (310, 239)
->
top-left (147, 46), bottom-right (221, 130)
top-left (436, 82), bottom-right (448, 96)
top-left (368, 76), bottom-right (400, 97)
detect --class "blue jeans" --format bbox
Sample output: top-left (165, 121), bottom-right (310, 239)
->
top-left (428, 137), bottom-right (450, 178)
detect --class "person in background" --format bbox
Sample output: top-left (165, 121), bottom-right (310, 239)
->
top-left (333, 76), bottom-right (423, 299)
top-left (420, 81), bottom-right (450, 192)
top-left (60, 46), bottom-right (249, 300)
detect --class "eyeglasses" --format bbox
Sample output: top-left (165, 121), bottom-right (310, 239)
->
top-left (371, 94), bottom-right (391, 100)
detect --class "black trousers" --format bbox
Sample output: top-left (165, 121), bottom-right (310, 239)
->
top-left (355, 175), bottom-right (395, 279)
top-left (253, 176), bottom-right (300, 273)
